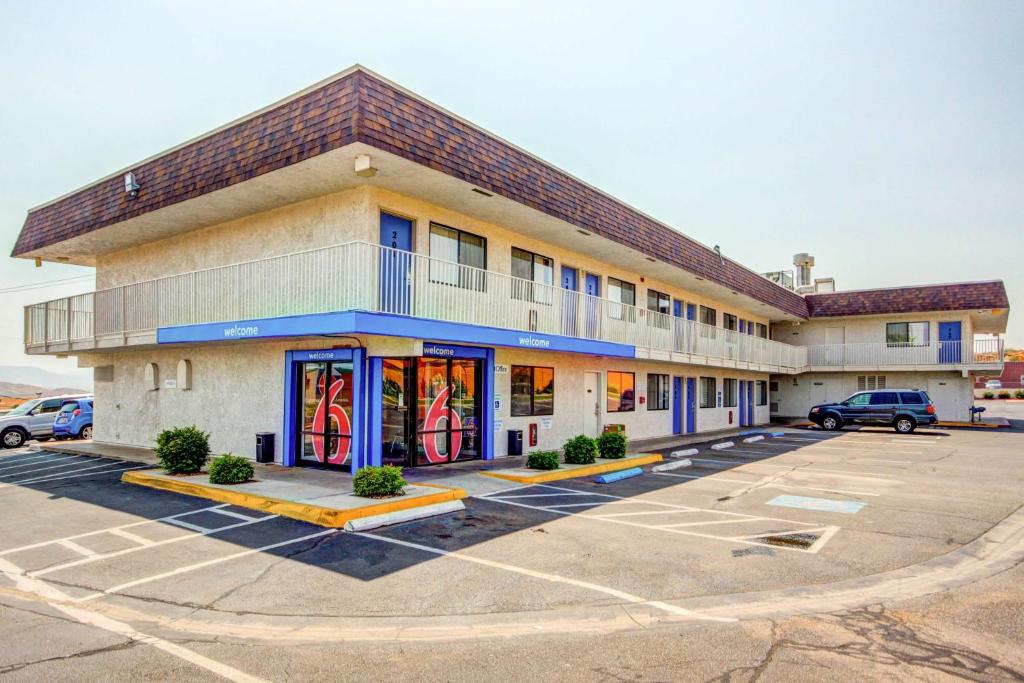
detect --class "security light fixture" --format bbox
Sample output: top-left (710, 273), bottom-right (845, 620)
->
top-left (471, 187), bottom-right (493, 197)
top-left (124, 172), bottom-right (140, 198)
top-left (354, 154), bottom-right (377, 177)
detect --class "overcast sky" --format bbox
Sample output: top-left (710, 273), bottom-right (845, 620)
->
top-left (1, 0), bottom-right (1021, 382)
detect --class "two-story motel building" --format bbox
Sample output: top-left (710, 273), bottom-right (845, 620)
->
top-left (11, 66), bottom-right (1009, 471)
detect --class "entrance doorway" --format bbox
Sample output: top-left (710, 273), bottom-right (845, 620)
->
top-left (380, 356), bottom-right (483, 466)
top-left (583, 371), bottom-right (600, 437)
top-left (297, 360), bottom-right (355, 469)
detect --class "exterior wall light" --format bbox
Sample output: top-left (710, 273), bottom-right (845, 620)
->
top-left (124, 172), bottom-right (140, 198)
top-left (354, 154), bottom-right (377, 177)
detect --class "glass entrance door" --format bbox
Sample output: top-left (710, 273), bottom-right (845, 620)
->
top-left (414, 358), bottom-right (481, 466)
top-left (298, 361), bottom-right (354, 469)
top-left (381, 359), bottom-right (410, 466)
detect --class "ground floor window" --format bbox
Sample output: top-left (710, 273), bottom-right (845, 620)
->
top-left (510, 365), bottom-right (554, 416)
top-left (647, 373), bottom-right (669, 410)
top-left (700, 377), bottom-right (716, 408)
top-left (607, 371), bottom-right (635, 412)
top-left (757, 380), bottom-right (768, 406)
top-left (723, 378), bottom-right (738, 407)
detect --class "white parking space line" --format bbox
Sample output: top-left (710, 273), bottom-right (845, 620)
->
top-left (0, 555), bottom-right (269, 683)
top-left (108, 527), bottom-right (157, 547)
top-left (0, 505), bottom-right (230, 556)
top-left (545, 500), bottom-right (644, 509)
top-left (357, 531), bottom-right (736, 622)
top-left (31, 515), bottom-right (279, 577)
top-left (0, 455), bottom-right (84, 474)
top-left (0, 463), bottom-right (149, 490)
top-left (75, 529), bottom-right (336, 603)
top-left (0, 452), bottom-right (58, 465)
top-left (0, 457), bottom-right (97, 478)
top-left (58, 539), bottom-right (99, 557)
top-left (651, 471), bottom-right (881, 497)
top-left (661, 518), bottom-right (770, 529)
top-left (209, 507), bottom-right (262, 522)
top-left (164, 517), bottom-right (214, 533)
top-left (686, 457), bottom-right (896, 480)
top-left (597, 509), bottom-right (701, 518)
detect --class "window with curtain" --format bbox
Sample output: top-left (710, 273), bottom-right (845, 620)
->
top-left (723, 313), bottom-right (738, 331)
top-left (511, 247), bottom-right (554, 304)
top-left (723, 378), bottom-right (738, 407)
top-left (700, 306), bottom-right (717, 326)
top-left (700, 376), bottom-right (716, 408)
top-left (757, 381), bottom-right (768, 406)
top-left (608, 278), bottom-right (636, 322)
top-left (886, 322), bottom-right (929, 347)
top-left (647, 374), bottom-right (669, 410)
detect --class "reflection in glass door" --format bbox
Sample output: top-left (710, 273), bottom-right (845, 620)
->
top-left (414, 358), bottom-right (481, 466)
top-left (298, 361), bottom-right (354, 469)
top-left (381, 359), bottom-right (410, 466)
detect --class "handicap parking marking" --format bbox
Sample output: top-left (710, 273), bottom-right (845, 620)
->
top-left (767, 494), bottom-right (867, 515)
top-left (480, 483), bottom-right (841, 554)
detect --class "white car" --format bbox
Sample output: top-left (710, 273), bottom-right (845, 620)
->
top-left (984, 380), bottom-right (1002, 390)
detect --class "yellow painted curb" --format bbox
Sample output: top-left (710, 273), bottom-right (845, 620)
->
top-left (935, 421), bottom-right (1007, 429)
top-left (479, 453), bottom-right (663, 484)
top-left (121, 470), bottom-right (467, 528)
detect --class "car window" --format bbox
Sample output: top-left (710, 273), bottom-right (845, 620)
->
top-left (870, 392), bottom-right (898, 405)
top-left (59, 402), bottom-right (79, 412)
top-left (6, 399), bottom-right (40, 416)
top-left (847, 393), bottom-right (871, 406)
top-left (899, 392), bottom-right (925, 404)
top-left (37, 399), bottom-right (62, 414)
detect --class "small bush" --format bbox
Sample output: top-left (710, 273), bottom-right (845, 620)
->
top-left (526, 450), bottom-right (560, 470)
top-left (1016, 390), bottom-right (1024, 399)
top-left (156, 425), bottom-right (210, 474)
top-left (353, 465), bottom-right (406, 498)
top-left (563, 435), bottom-right (597, 465)
top-left (983, 391), bottom-right (995, 399)
top-left (596, 431), bottom-right (628, 459)
top-left (208, 454), bottom-right (254, 485)
top-left (998, 391), bottom-right (1012, 399)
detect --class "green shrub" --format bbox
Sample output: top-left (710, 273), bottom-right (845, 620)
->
top-left (596, 431), bottom-right (628, 459)
top-left (563, 435), bottom-right (597, 465)
top-left (526, 450), bottom-right (560, 470)
top-left (208, 454), bottom-right (254, 485)
top-left (1016, 390), bottom-right (1024, 399)
top-left (998, 391), bottom-right (1012, 399)
top-left (353, 465), bottom-right (407, 498)
top-left (155, 425), bottom-right (210, 474)
top-left (983, 391), bottom-right (995, 399)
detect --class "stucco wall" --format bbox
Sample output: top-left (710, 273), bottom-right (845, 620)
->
top-left (772, 313), bottom-right (974, 347)
top-left (771, 370), bottom-right (973, 422)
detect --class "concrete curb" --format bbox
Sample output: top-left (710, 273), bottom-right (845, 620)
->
top-left (479, 453), bottom-right (663, 484)
top-left (343, 500), bottom-right (466, 532)
top-left (743, 436), bottom-right (764, 443)
top-left (121, 470), bottom-right (467, 529)
top-left (710, 441), bottom-right (734, 450)
top-left (652, 459), bottom-right (692, 472)
top-left (670, 448), bottom-right (698, 458)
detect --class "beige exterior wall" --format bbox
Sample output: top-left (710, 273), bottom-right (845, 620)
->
top-left (771, 370), bottom-right (973, 422)
top-left (772, 312), bottom-right (974, 347)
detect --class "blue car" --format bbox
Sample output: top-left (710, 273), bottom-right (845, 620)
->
top-left (53, 398), bottom-right (93, 440)
top-left (808, 389), bottom-right (937, 434)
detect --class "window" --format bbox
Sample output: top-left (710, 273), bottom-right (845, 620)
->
top-left (647, 374), bottom-right (669, 410)
top-left (608, 278), bottom-right (636, 321)
top-left (646, 289), bottom-right (670, 315)
top-left (724, 314), bottom-right (738, 331)
top-left (429, 223), bottom-right (486, 291)
top-left (757, 381), bottom-right (768, 406)
top-left (607, 371), bottom-right (635, 412)
top-left (700, 377), bottom-right (716, 408)
top-left (847, 393), bottom-right (871, 406)
top-left (723, 378), bottom-right (738, 407)
top-left (886, 321), bottom-right (929, 347)
top-left (700, 306), bottom-right (717, 326)
top-left (511, 247), bottom-right (554, 304)
top-left (870, 392), bottom-right (899, 405)
top-left (857, 375), bottom-right (887, 391)
top-left (769, 380), bottom-right (779, 392)
top-left (510, 365), bottom-right (554, 416)
top-left (899, 392), bottom-right (925, 405)
top-left (34, 399), bottom-right (62, 415)
top-left (756, 323), bottom-right (769, 339)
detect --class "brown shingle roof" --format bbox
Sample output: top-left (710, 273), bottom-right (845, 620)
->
top-left (13, 68), bottom-right (809, 319)
top-left (805, 281), bottom-right (1009, 317)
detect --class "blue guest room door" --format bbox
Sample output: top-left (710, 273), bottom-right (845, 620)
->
top-left (672, 376), bottom-right (683, 434)
top-left (379, 213), bottom-right (413, 315)
top-left (938, 321), bottom-right (962, 363)
top-left (562, 266), bottom-right (578, 336)
top-left (685, 377), bottom-right (697, 433)
top-left (584, 273), bottom-right (600, 338)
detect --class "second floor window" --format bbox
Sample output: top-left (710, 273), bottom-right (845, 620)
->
top-left (886, 322), bottom-right (929, 347)
top-left (511, 247), bottom-right (554, 304)
top-left (756, 323), bottom-right (769, 339)
top-left (608, 278), bottom-right (636, 321)
top-left (723, 378), bottom-right (738, 407)
top-left (700, 306), bottom-right (717, 327)
top-left (724, 313), bottom-right (738, 331)
top-left (646, 289), bottom-right (670, 329)
top-left (429, 223), bottom-right (486, 291)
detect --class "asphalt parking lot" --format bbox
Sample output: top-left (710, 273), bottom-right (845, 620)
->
top-left (1, 426), bottom-right (1023, 681)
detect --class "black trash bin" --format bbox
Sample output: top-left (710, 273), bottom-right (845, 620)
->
top-left (507, 429), bottom-right (524, 456)
top-left (255, 432), bottom-right (275, 463)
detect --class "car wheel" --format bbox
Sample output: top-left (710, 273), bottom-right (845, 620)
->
top-left (1, 429), bottom-right (27, 449)
top-left (894, 416), bottom-right (916, 434)
top-left (80, 425), bottom-right (93, 440)
top-left (821, 414), bottom-right (843, 431)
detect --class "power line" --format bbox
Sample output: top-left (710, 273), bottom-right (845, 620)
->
top-left (0, 275), bottom-right (94, 295)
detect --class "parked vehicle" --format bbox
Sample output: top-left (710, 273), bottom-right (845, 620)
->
top-left (0, 394), bottom-right (92, 448)
top-left (53, 398), bottom-right (94, 440)
top-left (808, 389), bottom-right (937, 434)
top-left (984, 379), bottom-right (1002, 390)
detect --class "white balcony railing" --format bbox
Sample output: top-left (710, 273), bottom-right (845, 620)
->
top-left (804, 338), bottom-right (1004, 368)
top-left (23, 241), bottom-right (808, 371)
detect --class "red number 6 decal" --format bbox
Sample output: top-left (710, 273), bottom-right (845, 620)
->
top-left (312, 378), bottom-right (352, 465)
top-left (422, 385), bottom-right (462, 463)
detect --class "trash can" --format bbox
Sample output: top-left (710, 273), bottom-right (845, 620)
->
top-left (255, 432), bottom-right (275, 463)
top-left (507, 429), bottom-right (524, 456)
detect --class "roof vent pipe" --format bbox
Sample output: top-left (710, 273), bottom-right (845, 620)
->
top-left (793, 253), bottom-right (815, 293)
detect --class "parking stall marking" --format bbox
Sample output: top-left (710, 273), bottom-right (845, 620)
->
top-left (480, 484), bottom-right (841, 554)
top-left (683, 457), bottom-right (898, 481)
top-left (651, 471), bottom-right (881, 498)
top-left (58, 539), bottom-right (100, 558)
top-left (0, 455), bottom-right (104, 478)
top-left (0, 452), bottom-right (75, 468)
top-left (0, 462), bottom-right (150, 490)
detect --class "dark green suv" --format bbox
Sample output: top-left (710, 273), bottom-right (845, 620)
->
top-left (808, 389), bottom-right (937, 434)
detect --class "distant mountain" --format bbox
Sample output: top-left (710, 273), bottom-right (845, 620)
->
top-left (0, 381), bottom-right (89, 399)
top-left (0, 365), bottom-right (92, 392)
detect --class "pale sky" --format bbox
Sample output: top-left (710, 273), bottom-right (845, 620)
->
top-left (1, 0), bottom-right (1021, 381)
